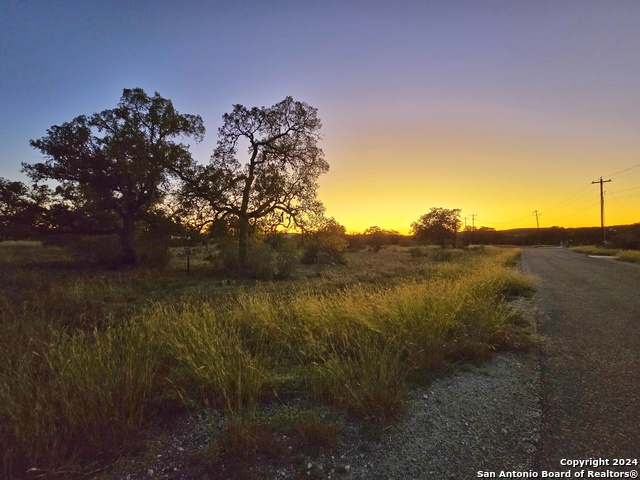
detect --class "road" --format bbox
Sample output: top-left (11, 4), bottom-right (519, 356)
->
top-left (521, 248), bottom-right (640, 469)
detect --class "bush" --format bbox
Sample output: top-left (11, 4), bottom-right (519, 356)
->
top-left (346, 235), bottom-right (366, 251)
top-left (272, 238), bottom-right (300, 279)
top-left (301, 243), bottom-right (321, 265)
top-left (246, 243), bottom-right (275, 279)
top-left (301, 232), bottom-right (347, 265)
top-left (218, 239), bottom-right (299, 279)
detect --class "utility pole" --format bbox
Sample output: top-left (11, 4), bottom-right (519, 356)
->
top-left (470, 214), bottom-right (477, 231)
top-left (533, 210), bottom-right (542, 245)
top-left (592, 177), bottom-right (612, 244)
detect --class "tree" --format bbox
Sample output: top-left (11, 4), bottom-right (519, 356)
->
top-left (411, 207), bottom-right (462, 248)
top-left (26, 88), bottom-right (205, 265)
top-left (302, 217), bottom-right (348, 264)
top-left (363, 226), bottom-right (398, 252)
top-left (461, 226), bottom-right (497, 245)
top-left (182, 96), bottom-right (328, 268)
top-left (0, 177), bottom-right (50, 239)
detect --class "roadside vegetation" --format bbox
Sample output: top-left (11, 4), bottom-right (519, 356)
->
top-left (570, 245), bottom-right (640, 264)
top-left (0, 241), bottom-right (535, 479)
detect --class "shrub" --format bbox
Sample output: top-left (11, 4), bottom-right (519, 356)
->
top-left (301, 232), bottom-right (347, 265)
top-left (272, 238), bottom-right (300, 279)
top-left (301, 242), bottom-right (321, 265)
top-left (246, 243), bottom-right (276, 279)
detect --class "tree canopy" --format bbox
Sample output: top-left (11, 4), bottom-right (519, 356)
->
top-left (26, 88), bottom-right (205, 264)
top-left (0, 178), bottom-right (51, 239)
top-left (411, 207), bottom-right (462, 248)
top-left (180, 96), bottom-right (328, 267)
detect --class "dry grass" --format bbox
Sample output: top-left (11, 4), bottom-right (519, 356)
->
top-left (614, 250), bottom-right (640, 263)
top-left (571, 245), bottom-right (640, 264)
top-left (0, 242), bottom-right (534, 478)
top-left (571, 245), bottom-right (618, 256)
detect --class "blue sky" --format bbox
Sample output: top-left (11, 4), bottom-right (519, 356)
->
top-left (2, 1), bottom-right (639, 232)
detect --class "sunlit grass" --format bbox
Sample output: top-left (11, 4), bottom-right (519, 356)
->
top-left (0, 242), bottom-right (534, 477)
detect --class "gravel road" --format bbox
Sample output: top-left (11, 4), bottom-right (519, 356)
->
top-left (521, 247), bottom-right (640, 469)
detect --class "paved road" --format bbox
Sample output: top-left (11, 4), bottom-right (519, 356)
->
top-left (521, 248), bottom-right (640, 469)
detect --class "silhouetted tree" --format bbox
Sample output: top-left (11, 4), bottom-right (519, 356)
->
top-left (26, 88), bottom-right (205, 265)
top-left (0, 177), bottom-right (50, 239)
top-left (461, 226), bottom-right (498, 245)
top-left (181, 97), bottom-right (328, 268)
top-left (411, 207), bottom-right (462, 248)
top-left (363, 226), bottom-right (400, 252)
top-left (302, 217), bottom-right (348, 264)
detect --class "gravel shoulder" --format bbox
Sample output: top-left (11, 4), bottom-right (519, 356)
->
top-left (97, 297), bottom-right (542, 480)
top-left (344, 349), bottom-right (541, 480)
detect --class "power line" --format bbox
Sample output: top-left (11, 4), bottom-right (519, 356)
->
top-left (538, 184), bottom-right (593, 216)
top-left (610, 185), bottom-right (640, 194)
top-left (539, 192), bottom-right (601, 222)
top-left (607, 190), bottom-right (636, 224)
top-left (549, 198), bottom-right (601, 222)
top-left (605, 162), bottom-right (640, 178)
top-left (610, 169), bottom-right (640, 181)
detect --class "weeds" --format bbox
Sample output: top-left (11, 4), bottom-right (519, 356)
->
top-left (571, 245), bottom-right (640, 264)
top-left (571, 245), bottom-right (618, 256)
top-left (0, 242), bottom-right (534, 478)
top-left (616, 250), bottom-right (640, 263)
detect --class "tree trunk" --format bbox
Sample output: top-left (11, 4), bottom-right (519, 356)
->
top-left (120, 214), bottom-right (139, 266)
top-left (238, 215), bottom-right (249, 268)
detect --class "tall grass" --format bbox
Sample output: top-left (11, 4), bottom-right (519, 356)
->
top-left (571, 245), bottom-right (640, 264)
top-left (616, 250), bottom-right (640, 263)
top-left (571, 245), bottom-right (618, 256)
top-left (0, 322), bottom-right (158, 477)
top-left (0, 244), bottom-right (534, 478)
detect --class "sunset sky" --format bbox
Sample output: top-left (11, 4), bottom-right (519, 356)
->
top-left (1, 1), bottom-right (639, 234)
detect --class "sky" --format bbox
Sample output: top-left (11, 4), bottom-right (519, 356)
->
top-left (1, 0), bottom-right (639, 234)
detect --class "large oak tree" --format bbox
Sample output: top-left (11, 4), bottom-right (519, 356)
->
top-left (26, 88), bottom-right (205, 265)
top-left (181, 96), bottom-right (328, 267)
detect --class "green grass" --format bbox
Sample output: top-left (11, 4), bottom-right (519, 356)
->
top-left (0, 241), bottom-right (535, 478)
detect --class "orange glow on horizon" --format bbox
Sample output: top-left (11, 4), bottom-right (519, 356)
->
top-left (318, 118), bottom-right (640, 234)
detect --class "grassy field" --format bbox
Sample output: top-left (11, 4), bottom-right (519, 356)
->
top-left (0, 241), bottom-right (535, 479)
